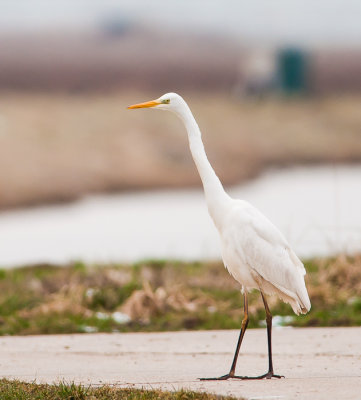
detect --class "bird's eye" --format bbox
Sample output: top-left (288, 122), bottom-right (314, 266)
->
top-left (162, 99), bottom-right (170, 104)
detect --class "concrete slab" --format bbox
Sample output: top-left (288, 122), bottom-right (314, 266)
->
top-left (0, 327), bottom-right (360, 400)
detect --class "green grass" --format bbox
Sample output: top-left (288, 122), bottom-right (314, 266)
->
top-left (0, 255), bottom-right (359, 336)
top-left (0, 379), bottom-right (238, 400)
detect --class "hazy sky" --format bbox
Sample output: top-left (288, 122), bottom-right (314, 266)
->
top-left (1, 0), bottom-right (361, 48)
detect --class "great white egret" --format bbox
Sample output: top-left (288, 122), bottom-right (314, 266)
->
top-left (128, 93), bottom-right (311, 380)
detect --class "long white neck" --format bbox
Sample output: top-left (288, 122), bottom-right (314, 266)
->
top-left (173, 101), bottom-right (231, 226)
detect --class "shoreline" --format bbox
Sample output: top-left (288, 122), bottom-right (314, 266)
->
top-left (1, 92), bottom-right (360, 210)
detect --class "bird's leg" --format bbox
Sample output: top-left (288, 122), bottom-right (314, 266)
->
top-left (237, 292), bottom-right (284, 380)
top-left (263, 292), bottom-right (277, 377)
top-left (199, 292), bottom-right (249, 381)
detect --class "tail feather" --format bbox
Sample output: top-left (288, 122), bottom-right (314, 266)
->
top-left (294, 267), bottom-right (311, 314)
top-left (259, 275), bottom-right (311, 315)
top-left (251, 267), bottom-right (311, 315)
top-left (296, 289), bottom-right (311, 314)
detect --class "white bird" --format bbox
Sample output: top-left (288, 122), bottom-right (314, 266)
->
top-left (128, 93), bottom-right (311, 380)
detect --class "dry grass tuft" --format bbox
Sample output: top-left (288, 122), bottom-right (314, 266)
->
top-left (0, 256), bottom-right (359, 335)
top-left (308, 254), bottom-right (361, 306)
top-left (0, 378), bottom-right (239, 400)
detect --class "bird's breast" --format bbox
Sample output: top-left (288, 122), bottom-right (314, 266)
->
top-left (220, 237), bottom-right (258, 290)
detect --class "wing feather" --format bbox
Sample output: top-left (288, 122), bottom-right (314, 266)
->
top-left (227, 202), bottom-right (310, 314)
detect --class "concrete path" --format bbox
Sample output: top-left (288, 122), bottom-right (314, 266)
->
top-left (0, 327), bottom-right (360, 400)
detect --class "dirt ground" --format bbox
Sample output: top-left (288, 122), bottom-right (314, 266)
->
top-left (0, 327), bottom-right (359, 400)
top-left (1, 92), bottom-right (361, 209)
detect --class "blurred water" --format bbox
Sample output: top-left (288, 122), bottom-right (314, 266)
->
top-left (0, 165), bottom-right (360, 268)
top-left (1, 0), bottom-right (361, 47)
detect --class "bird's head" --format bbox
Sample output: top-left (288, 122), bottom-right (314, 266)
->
top-left (128, 92), bottom-right (185, 115)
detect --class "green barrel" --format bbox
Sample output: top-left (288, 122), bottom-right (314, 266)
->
top-left (278, 48), bottom-right (308, 94)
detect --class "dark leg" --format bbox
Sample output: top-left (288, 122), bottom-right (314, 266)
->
top-left (238, 292), bottom-right (284, 380)
top-left (200, 291), bottom-right (284, 381)
top-left (199, 292), bottom-right (249, 380)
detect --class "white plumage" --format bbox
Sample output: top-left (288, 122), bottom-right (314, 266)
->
top-left (219, 199), bottom-right (310, 315)
top-left (128, 92), bottom-right (311, 380)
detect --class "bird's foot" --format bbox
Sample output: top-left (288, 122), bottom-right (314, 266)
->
top-left (199, 371), bottom-right (284, 381)
top-left (199, 373), bottom-right (234, 381)
top-left (237, 371), bottom-right (284, 380)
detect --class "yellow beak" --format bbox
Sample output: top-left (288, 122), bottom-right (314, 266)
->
top-left (127, 99), bottom-right (160, 109)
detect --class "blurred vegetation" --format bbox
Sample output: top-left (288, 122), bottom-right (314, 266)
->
top-left (1, 92), bottom-right (361, 209)
top-left (0, 379), bottom-right (238, 400)
top-left (0, 255), bottom-right (359, 336)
